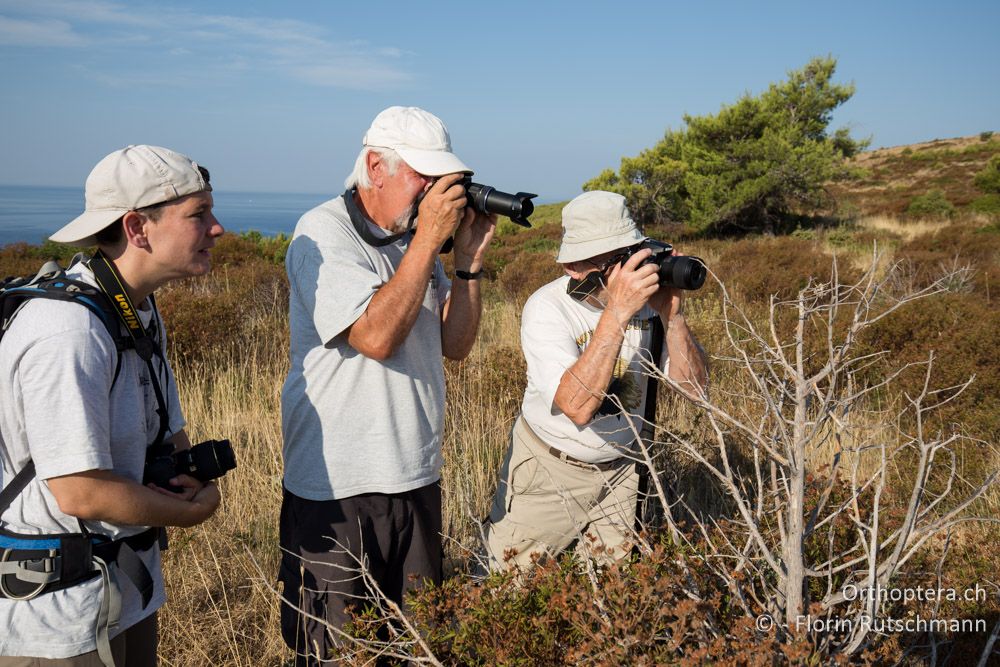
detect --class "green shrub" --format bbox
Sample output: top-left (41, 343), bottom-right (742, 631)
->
top-left (969, 193), bottom-right (1000, 216)
top-left (906, 190), bottom-right (955, 219)
top-left (210, 231), bottom-right (290, 267)
top-left (973, 154), bottom-right (1000, 194)
top-left (825, 226), bottom-right (854, 247)
top-left (980, 130), bottom-right (994, 142)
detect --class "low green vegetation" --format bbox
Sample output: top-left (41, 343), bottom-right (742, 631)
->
top-left (906, 189), bottom-right (956, 218)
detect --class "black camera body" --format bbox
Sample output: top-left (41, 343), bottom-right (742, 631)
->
top-left (144, 439), bottom-right (237, 493)
top-left (458, 175), bottom-right (536, 228)
top-left (612, 239), bottom-right (707, 291)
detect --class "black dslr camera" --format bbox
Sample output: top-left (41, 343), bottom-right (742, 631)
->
top-left (610, 239), bottom-right (707, 291)
top-left (144, 439), bottom-right (237, 493)
top-left (458, 175), bottom-right (536, 227)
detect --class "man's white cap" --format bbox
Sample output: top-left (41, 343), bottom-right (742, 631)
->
top-left (556, 191), bottom-right (644, 263)
top-left (50, 144), bottom-right (211, 246)
top-left (362, 106), bottom-right (472, 176)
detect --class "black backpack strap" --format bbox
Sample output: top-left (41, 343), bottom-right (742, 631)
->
top-left (0, 460), bottom-right (35, 516)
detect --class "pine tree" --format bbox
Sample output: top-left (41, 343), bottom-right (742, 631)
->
top-left (585, 57), bottom-right (868, 234)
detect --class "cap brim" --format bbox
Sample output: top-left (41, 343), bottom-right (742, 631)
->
top-left (556, 230), bottom-right (645, 264)
top-left (49, 208), bottom-right (126, 246)
top-left (396, 147), bottom-right (472, 177)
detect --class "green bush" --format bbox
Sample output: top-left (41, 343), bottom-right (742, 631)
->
top-left (973, 154), bottom-right (1000, 194)
top-left (980, 130), bottom-right (994, 142)
top-left (969, 193), bottom-right (1000, 215)
top-left (906, 190), bottom-right (955, 219)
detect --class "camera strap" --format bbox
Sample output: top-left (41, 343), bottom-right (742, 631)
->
top-left (344, 188), bottom-right (455, 254)
top-left (344, 188), bottom-right (411, 247)
top-left (635, 316), bottom-right (663, 533)
top-left (87, 251), bottom-right (171, 448)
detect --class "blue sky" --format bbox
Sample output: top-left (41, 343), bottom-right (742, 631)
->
top-left (1, 0), bottom-right (998, 202)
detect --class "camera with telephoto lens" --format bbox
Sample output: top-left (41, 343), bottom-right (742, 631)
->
top-left (458, 175), bottom-right (536, 227)
top-left (610, 239), bottom-right (707, 291)
top-left (144, 439), bottom-right (237, 493)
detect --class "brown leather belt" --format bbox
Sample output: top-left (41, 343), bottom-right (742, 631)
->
top-left (518, 416), bottom-right (622, 471)
top-left (544, 444), bottom-right (620, 471)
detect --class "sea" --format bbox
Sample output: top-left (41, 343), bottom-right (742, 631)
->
top-left (0, 184), bottom-right (333, 247)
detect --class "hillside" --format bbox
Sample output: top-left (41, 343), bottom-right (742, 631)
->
top-left (829, 132), bottom-right (1000, 217)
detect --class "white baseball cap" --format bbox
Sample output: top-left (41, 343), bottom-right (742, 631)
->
top-left (556, 191), bottom-right (644, 263)
top-left (362, 106), bottom-right (472, 176)
top-left (50, 145), bottom-right (211, 246)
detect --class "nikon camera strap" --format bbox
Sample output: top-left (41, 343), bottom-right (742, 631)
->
top-left (86, 250), bottom-right (171, 448)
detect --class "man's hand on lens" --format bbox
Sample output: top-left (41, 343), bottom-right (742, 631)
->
top-left (649, 249), bottom-right (687, 319)
top-left (453, 207), bottom-right (497, 272)
top-left (415, 173), bottom-right (467, 248)
top-left (605, 248), bottom-right (659, 326)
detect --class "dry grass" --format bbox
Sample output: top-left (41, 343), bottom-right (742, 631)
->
top-left (160, 347), bottom-right (288, 666)
top-left (856, 214), bottom-right (953, 242)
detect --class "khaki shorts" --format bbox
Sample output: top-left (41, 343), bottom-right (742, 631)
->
top-left (482, 416), bottom-right (639, 572)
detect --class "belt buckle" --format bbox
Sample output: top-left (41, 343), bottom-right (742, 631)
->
top-left (0, 548), bottom-right (54, 600)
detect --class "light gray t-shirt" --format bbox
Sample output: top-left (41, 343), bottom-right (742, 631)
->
top-left (520, 275), bottom-right (664, 463)
top-left (281, 195), bottom-right (451, 500)
top-left (0, 264), bottom-right (182, 658)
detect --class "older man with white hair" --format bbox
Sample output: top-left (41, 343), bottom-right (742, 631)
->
top-left (278, 106), bottom-right (496, 664)
top-left (482, 190), bottom-right (708, 572)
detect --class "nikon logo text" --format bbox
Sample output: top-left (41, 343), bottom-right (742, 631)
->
top-left (114, 294), bottom-right (141, 331)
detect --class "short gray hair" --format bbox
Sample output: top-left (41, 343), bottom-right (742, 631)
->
top-left (344, 147), bottom-right (403, 191)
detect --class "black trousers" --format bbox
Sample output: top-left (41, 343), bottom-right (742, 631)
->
top-left (277, 483), bottom-right (442, 666)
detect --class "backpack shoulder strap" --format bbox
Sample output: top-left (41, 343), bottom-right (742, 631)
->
top-left (1, 269), bottom-right (130, 353)
top-left (0, 460), bottom-right (35, 515)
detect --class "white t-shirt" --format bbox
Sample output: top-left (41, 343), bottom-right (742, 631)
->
top-left (520, 275), bottom-right (665, 463)
top-left (0, 264), bottom-right (182, 658)
top-left (281, 195), bottom-right (452, 500)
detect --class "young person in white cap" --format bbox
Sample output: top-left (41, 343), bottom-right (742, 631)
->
top-left (0, 145), bottom-right (224, 666)
top-left (278, 106), bottom-right (496, 663)
top-left (481, 190), bottom-right (708, 572)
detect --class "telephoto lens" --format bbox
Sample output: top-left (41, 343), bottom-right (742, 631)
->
top-left (459, 175), bottom-right (536, 227)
